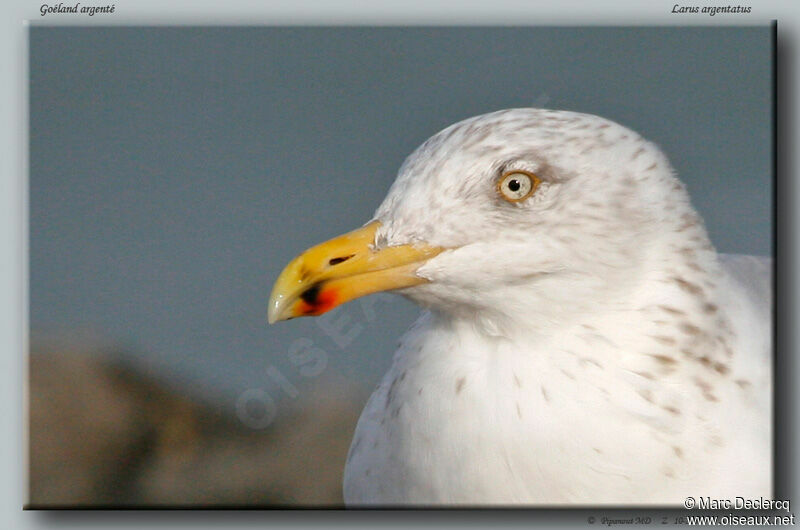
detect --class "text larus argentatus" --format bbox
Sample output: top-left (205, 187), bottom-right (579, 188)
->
top-left (268, 108), bottom-right (772, 506)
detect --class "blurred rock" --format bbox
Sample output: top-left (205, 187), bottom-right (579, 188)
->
top-left (27, 346), bottom-right (364, 507)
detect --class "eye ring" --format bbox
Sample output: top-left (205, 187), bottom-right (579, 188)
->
top-left (497, 170), bottom-right (541, 203)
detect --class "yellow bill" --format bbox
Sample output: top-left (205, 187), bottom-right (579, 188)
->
top-left (268, 221), bottom-right (444, 323)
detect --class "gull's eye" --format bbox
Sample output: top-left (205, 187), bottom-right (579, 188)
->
top-left (497, 171), bottom-right (540, 203)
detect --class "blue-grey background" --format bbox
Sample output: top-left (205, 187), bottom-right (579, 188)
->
top-left (29, 26), bottom-right (772, 411)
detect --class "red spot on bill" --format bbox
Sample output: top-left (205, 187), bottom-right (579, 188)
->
top-left (299, 288), bottom-right (339, 316)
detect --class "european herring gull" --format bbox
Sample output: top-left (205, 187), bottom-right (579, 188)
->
top-left (268, 109), bottom-right (772, 506)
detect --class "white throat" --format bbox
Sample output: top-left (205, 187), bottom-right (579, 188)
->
top-left (342, 225), bottom-right (765, 505)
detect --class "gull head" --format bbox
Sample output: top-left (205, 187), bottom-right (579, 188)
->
top-left (269, 108), bottom-right (701, 327)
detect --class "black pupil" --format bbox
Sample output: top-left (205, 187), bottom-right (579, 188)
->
top-left (508, 179), bottom-right (521, 192)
